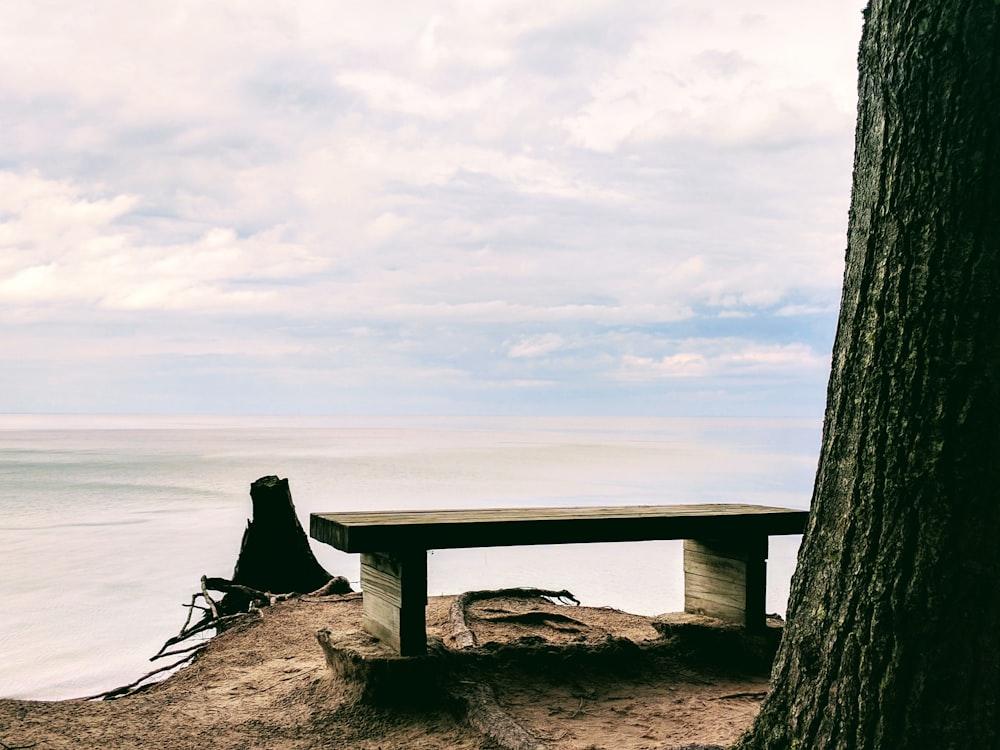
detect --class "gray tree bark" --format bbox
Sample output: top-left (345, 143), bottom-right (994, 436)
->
top-left (736, 1), bottom-right (1000, 747)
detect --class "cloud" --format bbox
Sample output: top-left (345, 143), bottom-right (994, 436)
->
top-left (619, 341), bottom-right (828, 381)
top-left (623, 352), bottom-right (710, 378)
top-left (335, 70), bottom-right (509, 121)
top-left (506, 333), bottom-right (567, 358)
top-left (564, 5), bottom-right (861, 152)
top-left (0, 1), bottom-right (865, 415)
top-left (0, 171), bottom-right (325, 315)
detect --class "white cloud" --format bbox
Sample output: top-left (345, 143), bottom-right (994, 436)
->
top-left (335, 70), bottom-right (509, 121)
top-left (0, 172), bottom-right (325, 314)
top-left (0, 1), bottom-right (863, 414)
top-left (506, 333), bottom-right (567, 358)
top-left (564, 4), bottom-right (863, 152)
top-left (620, 341), bottom-right (827, 381)
top-left (623, 352), bottom-right (710, 378)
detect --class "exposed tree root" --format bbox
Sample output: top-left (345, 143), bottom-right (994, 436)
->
top-left (449, 681), bottom-right (544, 750)
top-left (78, 651), bottom-right (209, 702)
top-left (69, 478), bottom-right (354, 702)
top-left (0, 739), bottom-right (37, 750)
top-left (479, 611), bottom-right (587, 631)
top-left (306, 577), bottom-right (356, 598)
top-left (444, 587), bottom-right (581, 748)
top-left (87, 575), bottom-right (351, 701)
top-left (712, 691), bottom-right (767, 701)
top-left (449, 587), bottom-right (580, 649)
top-left (155, 576), bottom-right (351, 659)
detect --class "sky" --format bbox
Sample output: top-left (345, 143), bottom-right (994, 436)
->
top-left (0, 1), bottom-right (867, 417)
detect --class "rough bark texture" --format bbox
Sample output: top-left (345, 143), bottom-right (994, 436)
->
top-left (737, 1), bottom-right (1000, 748)
top-left (224, 475), bottom-right (336, 612)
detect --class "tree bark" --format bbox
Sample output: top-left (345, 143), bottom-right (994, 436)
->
top-left (737, 1), bottom-right (1000, 748)
top-left (223, 475), bottom-right (337, 612)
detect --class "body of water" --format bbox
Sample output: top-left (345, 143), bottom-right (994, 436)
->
top-left (0, 415), bottom-right (819, 700)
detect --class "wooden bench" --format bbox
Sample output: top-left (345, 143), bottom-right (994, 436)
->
top-left (310, 503), bottom-right (808, 656)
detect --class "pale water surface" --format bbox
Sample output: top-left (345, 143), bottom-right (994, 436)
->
top-left (0, 415), bottom-right (819, 700)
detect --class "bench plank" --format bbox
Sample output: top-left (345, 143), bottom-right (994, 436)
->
top-left (310, 503), bottom-right (807, 553)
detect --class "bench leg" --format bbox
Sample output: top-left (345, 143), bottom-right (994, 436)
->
top-left (683, 536), bottom-right (767, 631)
top-left (360, 550), bottom-right (428, 656)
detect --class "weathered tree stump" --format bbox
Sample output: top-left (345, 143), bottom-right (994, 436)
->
top-left (223, 475), bottom-right (343, 613)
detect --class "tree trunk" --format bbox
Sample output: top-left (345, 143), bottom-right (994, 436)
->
top-left (223, 475), bottom-right (336, 612)
top-left (737, 1), bottom-right (1000, 748)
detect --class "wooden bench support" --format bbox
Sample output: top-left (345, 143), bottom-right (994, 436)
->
top-left (683, 536), bottom-right (767, 631)
top-left (360, 551), bottom-right (428, 656)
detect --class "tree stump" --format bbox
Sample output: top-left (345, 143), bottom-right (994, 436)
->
top-left (223, 475), bottom-right (340, 613)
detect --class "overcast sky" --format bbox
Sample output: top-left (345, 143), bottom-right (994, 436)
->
top-left (1, 1), bottom-right (867, 416)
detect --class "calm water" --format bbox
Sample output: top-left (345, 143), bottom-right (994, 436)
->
top-left (0, 415), bottom-right (819, 700)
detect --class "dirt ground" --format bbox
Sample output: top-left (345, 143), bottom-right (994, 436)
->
top-left (0, 593), bottom-right (773, 749)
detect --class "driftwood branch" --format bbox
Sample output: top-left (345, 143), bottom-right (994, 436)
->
top-left (449, 587), bottom-right (580, 649)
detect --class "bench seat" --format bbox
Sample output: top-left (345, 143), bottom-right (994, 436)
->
top-left (310, 503), bottom-right (808, 655)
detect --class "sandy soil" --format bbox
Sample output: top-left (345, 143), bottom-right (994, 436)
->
top-left (0, 593), bottom-right (772, 749)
